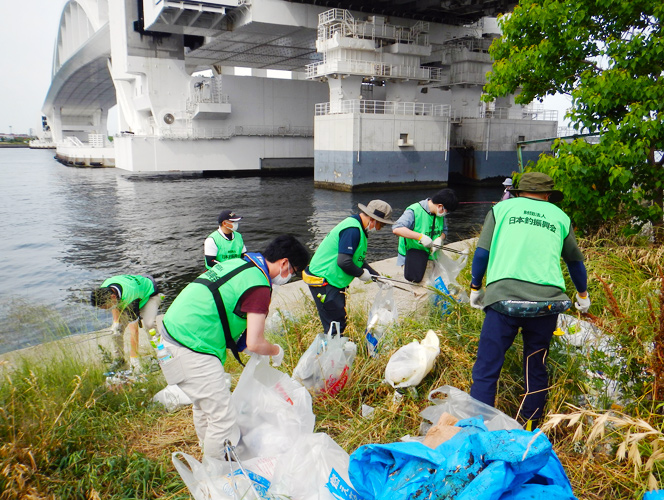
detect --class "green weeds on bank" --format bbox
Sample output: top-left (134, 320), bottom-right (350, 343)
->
top-left (1, 234), bottom-right (663, 499)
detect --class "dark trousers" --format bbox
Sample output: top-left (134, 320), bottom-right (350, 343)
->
top-left (470, 307), bottom-right (558, 421)
top-left (308, 283), bottom-right (347, 335)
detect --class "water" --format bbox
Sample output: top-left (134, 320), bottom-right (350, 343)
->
top-left (0, 148), bottom-right (502, 353)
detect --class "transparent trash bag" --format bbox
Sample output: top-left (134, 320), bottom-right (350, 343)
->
top-left (384, 330), bottom-right (440, 389)
top-left (419, 385), bottom-right (522, 433)
top-left (231, 354), bottom-right (315, 458)
top-left (365, 287), bottom-right (398, 357)
top-left (292, 322), bottom-right (357, 397)
top-left (428, 250), bottom-right (469, 312)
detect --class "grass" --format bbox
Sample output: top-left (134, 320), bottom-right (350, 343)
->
top-left (1, 232), bottom-right (663, 499)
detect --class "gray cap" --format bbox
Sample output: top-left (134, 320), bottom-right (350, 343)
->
top-left (357, 200), bottom-right (394, 224)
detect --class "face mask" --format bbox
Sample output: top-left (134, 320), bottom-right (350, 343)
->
top-left (229, 221), bottom-right (239, 232)
top-left (272, 262), bottom-right (293, 286)
top-left (367, 221), bottom-right (377, 232)
top-left (437, 207), bottom-right (447, 217)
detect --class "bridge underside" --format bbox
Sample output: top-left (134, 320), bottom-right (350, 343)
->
top-left (284, 0), bottom-right (516, 24)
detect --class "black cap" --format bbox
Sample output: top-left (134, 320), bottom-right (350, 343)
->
top-left (218, 210), bottom-right (242, 225)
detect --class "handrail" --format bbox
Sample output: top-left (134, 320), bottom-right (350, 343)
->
top-left (315, 100), bottom-right (451, 117)
top-left (306, 59), bottom-right (443, 82)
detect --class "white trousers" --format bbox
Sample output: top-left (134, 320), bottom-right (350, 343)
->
top-left (162, 337), bottom-right (240, 460)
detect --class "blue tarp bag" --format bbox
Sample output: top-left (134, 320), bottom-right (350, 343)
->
top-left (348, 417), bottom-right (576, 500)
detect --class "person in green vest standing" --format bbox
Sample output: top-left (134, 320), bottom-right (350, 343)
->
top-left (156, 235), bottom-right (310, 459)
top-left (90, 274), bottom-right (163, 371)
top-left (204, 209), bottom-right (246, 269)
top-left (303, 200), bottom-right (394, 335)
top-left (468, 172), bottom-right (591, 430)
top-left (392, 188), bottom-right (459, 283)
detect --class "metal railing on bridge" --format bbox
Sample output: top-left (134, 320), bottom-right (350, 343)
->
top-left (315, 100), bottom-right (451, 117)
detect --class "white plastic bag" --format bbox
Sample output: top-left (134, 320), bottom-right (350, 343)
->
top-left (232, 354), bottom-right (315, 458)
top-left (292, 322), bottom-right (356, 397)
top-left (384, 330), bottom-right (440, 388)
top-left (269, 433), bottom-right (351, 500)
top-left (365, 287), bottom-right (398, 357)
top-left (152, 384), bottom-right (192, 412)
top-left (419, 385), bottom-right (522, 432)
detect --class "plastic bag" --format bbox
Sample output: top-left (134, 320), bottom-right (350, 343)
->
top-left (365, 287), bottom-right (398, 357)
top-left (269, 433), bottom-right (351, 500)
top-left (384, 330), bottom-right (440, 388)
top-left (152, 384), bottom-right (192, 412)
top-left (172, 451), bottom-right (275, 500)
top-left (348, 417), bottom-right (576, 500)
top-left (428, 250), bottom-right (469, 312)
top-left (232, 354), bottom-right (315, 458)
top-left (420, 385), bottom-right (522, 433)
top-left (293, 322), bottom-right (357, 397)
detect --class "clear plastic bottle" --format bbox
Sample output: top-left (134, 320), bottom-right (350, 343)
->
top-left (156, 343), bottom-right (173, 364)
top-left (148, 328), bottom-right (160, 350)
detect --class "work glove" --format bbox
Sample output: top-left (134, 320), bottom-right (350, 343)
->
top-left (271, 344), bottom-right (284, 367)
top-left (432, 236), bottom-right (443, 249)
top-left (469, 288), bottom-right (485, 310)
top-left (359, 269), bottom-right (373, 283)
top-left (574, 292), bottom-right (591, 313)
top-left (111, 322), bottom-right (121, 335)
top-left (418, 234), bottom-right (433, 249)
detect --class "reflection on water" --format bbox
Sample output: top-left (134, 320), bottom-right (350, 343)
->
top-left (0, 148), bottom-right (502, 353)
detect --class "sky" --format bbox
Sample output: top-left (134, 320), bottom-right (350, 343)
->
top-left (0, 1), bottom-right (68, 135)
top-left (0, 0), bottom-right (570, 136)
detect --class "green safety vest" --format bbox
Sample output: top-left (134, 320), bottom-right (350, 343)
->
top-left (397, 202), bottom-right (445, 261)
top-left (163, 258), bottom-right (270, 365)
top-left (486, 197), bottom-right (570, 290)
top-left (206, 230), bottom-right (245, 269)
top-left (102, 275), bottom-right (155, 310)
top-left (308, 216), bottom-right (367, 289)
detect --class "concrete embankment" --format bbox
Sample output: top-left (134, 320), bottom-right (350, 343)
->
top-left (0, 239), bottom-right (475, 372)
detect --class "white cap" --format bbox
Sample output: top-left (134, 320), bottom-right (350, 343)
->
top-left (503, 178), bottom-right (513, 186)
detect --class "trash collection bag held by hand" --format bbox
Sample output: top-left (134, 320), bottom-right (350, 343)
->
top-left (365, 287), bottom-right (398, 357)
top-left (293, 322), bottom-right (357, 397)
top-left (232, 355), bottom-right (315, 458)
top-left (384, 330), bottom-right (440, 388)
top-left (428, 249), bottom-right (469, 311)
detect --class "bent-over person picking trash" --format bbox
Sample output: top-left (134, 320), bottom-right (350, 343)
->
top-left (468, 172), bottom-right (592, 430)
top-left (156, 235), bottom-right (310, 459)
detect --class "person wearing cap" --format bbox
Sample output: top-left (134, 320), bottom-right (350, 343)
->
top-left (304, 200), bottom-right (394, 335)
top-left (468, 172), bottom-right (591, 430)
top-left (205, 210), bottom-right (246, 269)
top-left (157, 235), bottom-right (310, 460)
top-left (90, 274), bottom-right (164, 371)
top-left (500, 178), bottom-right (514, 201)
top-left (392, 188), bottom-right (459, 283)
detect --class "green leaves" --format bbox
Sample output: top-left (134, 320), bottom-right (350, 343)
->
top-left (487, 0), bottom-right (664, 233)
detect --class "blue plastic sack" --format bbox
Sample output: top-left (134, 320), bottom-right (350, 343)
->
top-left (644, 492), bottom-right (664, 500)
top-left (348, 417), bottom-right (576, 500)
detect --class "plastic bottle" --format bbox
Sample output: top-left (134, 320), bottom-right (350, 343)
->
top-left (156, 343), bottom-right (173, 364)
top-left (148, 328), bottom-right (160, 350)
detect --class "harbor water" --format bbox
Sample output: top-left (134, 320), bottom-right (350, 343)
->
top-left (0, 148), bottom-right (503, 354)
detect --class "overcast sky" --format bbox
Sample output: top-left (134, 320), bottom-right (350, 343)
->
top-left (0, 1), bottom-right (68, 135)
top-left (0, 1), bottom-right (570, 136)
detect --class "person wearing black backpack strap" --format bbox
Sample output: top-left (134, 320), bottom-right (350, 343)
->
top-left (156, 235), bottom-right (309, 460)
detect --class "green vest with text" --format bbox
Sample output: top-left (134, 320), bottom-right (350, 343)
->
top-left (163, 258), bottom-right (270, 364)
top-left (397, 202), bottom-right (445, 261)
top-left (486, 197), bottom-right (570, 290)
top-left (206, 230), bottom-right (245, 269)
top-left (102, 275), bottom-right (155, 310)
top-left (308, 216), bottom-right (367, 288)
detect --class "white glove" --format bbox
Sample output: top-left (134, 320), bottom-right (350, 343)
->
top-left (377, 278), bottom-right (393, 290)
top-left (574, 293), bottom-right (591, 313)
top-left (419, 234), bottom-right (433, 248)
top-left (359, 269), bottom-right (373, 282)
top-left (271, 344), bottom-right (284, 367)
top-left (432, 236), bottom-right (443, 248)
top-left (470, 289), bottom-right (485, 310)
top-left (111, 322), bottom-right (121, 334)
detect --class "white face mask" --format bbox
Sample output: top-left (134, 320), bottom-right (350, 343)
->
top-left (437, 207), bottom-right (447, 217)
top-left (229, 221), bottom-right (239, 232)
top-left (367, 220), bottom-right (377, 232)
top-left (272, 262), bottom-right (293, 286)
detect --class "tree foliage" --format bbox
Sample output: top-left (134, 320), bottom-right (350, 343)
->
top-left (485, 0), bottom-right (664, 234)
